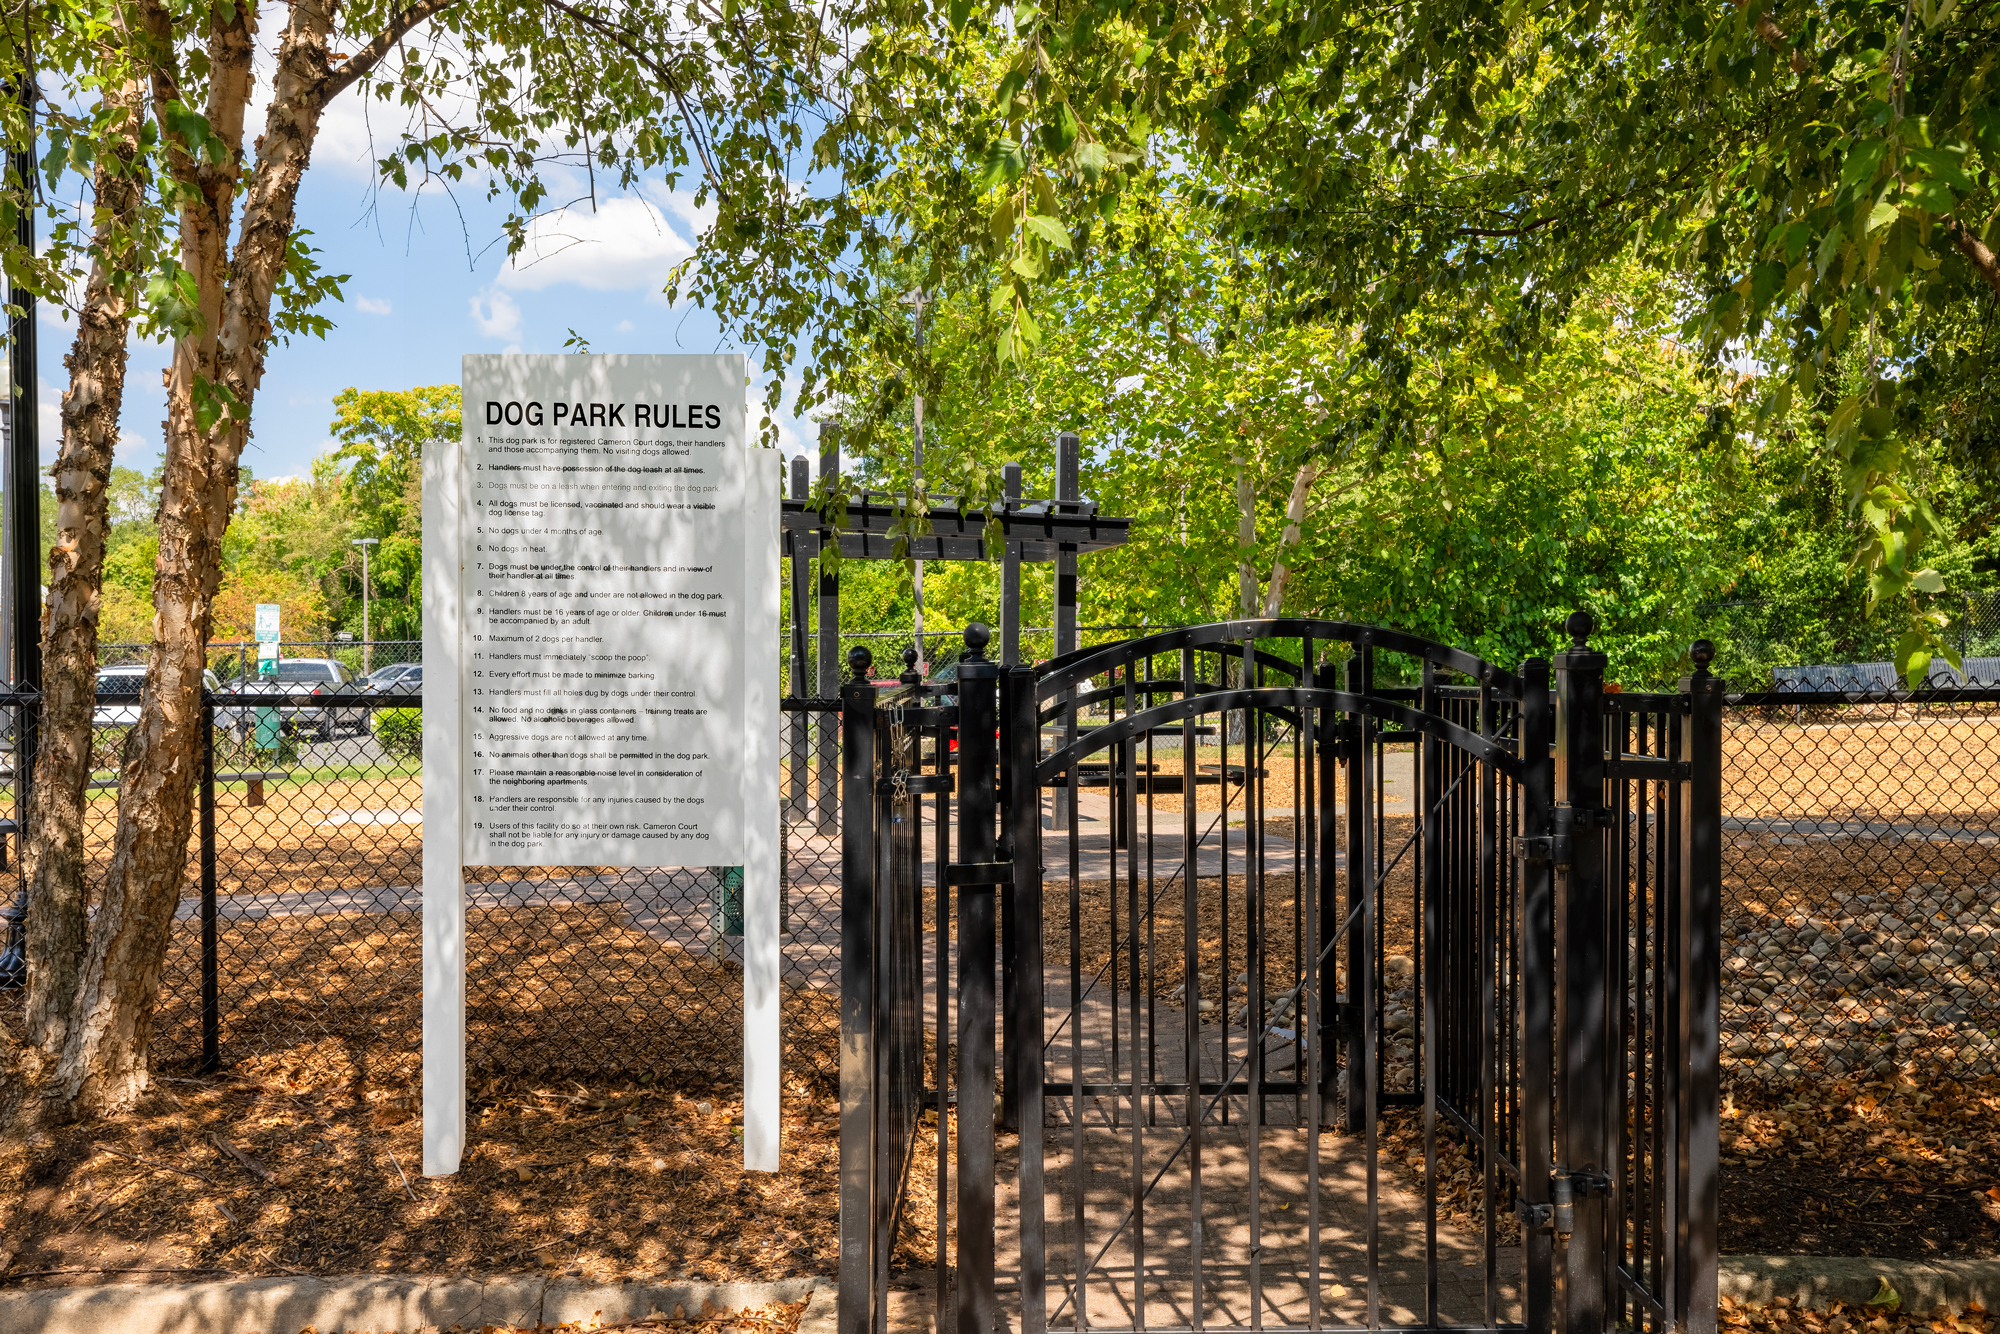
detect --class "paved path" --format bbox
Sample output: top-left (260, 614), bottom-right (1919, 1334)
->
top-left (984, 1123), bottom-right (1523, 1331)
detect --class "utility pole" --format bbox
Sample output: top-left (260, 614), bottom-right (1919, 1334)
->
top-left (903, 288), bottom-right (929, 672)
top-left (351, 538), bottom-right (379, 674)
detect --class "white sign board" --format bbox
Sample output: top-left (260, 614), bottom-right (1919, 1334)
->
top-left (423, 354), bottom-right (780, 1177)
top-left (255, 603), bottom-right (280, 643)
top-left (460, 367), bottom-right (755, 866)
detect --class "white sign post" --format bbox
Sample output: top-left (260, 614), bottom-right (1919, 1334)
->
top-left (424, 354), bottom-right (779, 1176)
top-left (254, 602), bottom-right (280, 674)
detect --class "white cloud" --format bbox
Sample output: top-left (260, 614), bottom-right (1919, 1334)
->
top-left (616, 319), bottom-right (636, 333)
top-left (355, 295), bottom-right (392, 315)
top-left (469, 288), bottom-right (521, 340)
top-left (496, 196), bottom-right (695, 293)
top-left (642, 181), bottom-right (719, 237)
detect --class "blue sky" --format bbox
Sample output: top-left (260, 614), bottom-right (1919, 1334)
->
top-left (31, 91), bottom-right (819, 483)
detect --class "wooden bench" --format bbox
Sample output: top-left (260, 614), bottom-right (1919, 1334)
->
top-left (87, 769), bottom-right (291, 807)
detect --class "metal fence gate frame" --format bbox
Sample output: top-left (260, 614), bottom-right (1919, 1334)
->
top-left (840, 615), bottom-right (1723, 1334)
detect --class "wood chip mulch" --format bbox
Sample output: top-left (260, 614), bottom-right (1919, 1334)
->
top-left (1374, 1074), bottom-right (2000, 1259)
top-left (1722, 1294), bottom-right (1992, 1334)
top-left (0, 1058), bottom-right (840, 1291)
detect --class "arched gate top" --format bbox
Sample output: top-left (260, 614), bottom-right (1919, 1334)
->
top-left (1034, 685), bottom-right (1522, 784)
top-left (1036, 618), bottom-right (1522, 702)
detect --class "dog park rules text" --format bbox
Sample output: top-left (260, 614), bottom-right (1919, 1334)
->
top-left (457, 354), bottom-right (759, 866)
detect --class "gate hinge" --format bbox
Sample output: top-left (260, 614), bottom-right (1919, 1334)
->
top-left (1514, 1198), bottom-right (1553, 1230)
top-left (1513, 834), bottom-right (1571, 867)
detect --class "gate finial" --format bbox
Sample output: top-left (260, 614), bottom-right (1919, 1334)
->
top-left (901, 647), bottom-right (922, 685)
top-left (962, 622), bottom-right (991, 661)
top-left (1564, 610), bottom-right (1595, 648)
top-left (1689, 638), bottom-right (1715, 679)
top-left (848, 645), bottom-right (874, 682)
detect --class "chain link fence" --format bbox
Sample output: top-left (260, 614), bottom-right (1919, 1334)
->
top-left (1718, 681), bottom-right (2000, 1086)
top-left (4, 624), bottom-right (1997, 1103)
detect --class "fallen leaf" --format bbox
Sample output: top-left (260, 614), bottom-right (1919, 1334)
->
top-left (1867, 1277), bottom-right (1903, 1315)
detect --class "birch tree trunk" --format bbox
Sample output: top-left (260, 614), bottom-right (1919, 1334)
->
top-left (48, 0), bottom-right (364, 1118)
top-left (23, 76), bottom-right (149, 1056)
top-left (1233, 455), bottom-right (1258, 618)
top-left (1260, 460), bottom-right (1327, 618)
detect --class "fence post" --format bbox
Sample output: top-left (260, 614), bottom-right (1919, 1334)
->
top-left (1002, 660), bottom-right (1046, 1334)
top-left (1343, 645), bottom-right (1371, 1130)
top-left (837, 647), bottom-right (878, 1334)
top-left (1517, 655), bottom-right (1555, 1334)
top-left (1001, 462), bottom-right (1022, 667)
top-left (1552, 612), bottom-right (1609, 1334)
top-left (201, 694), bottom-right (220, 1073)
top-left (787, 454), bottom-right (810, 823)
top-left (1314, 659), bottom-right (1341, 1123)
top-left (1678, 641), bottom-right (1723, 1334)
top-left (816, 424), bottom-right (842, 833)
top-left (1052, 431), bottom-right (1079, 824)
top-left (953, 625), bottom-right (1001, 1334)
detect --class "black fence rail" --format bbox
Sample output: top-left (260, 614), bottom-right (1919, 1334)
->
top-left (1, 660), bottom-right (1995, 1100)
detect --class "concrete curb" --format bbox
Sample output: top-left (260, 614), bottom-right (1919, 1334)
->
top-left (8, 1259), bottom-right (2000, 1333)
top-left (0, 1272), bottom-right (823, 1334)
top-left (1719, 1257), bottom-right (2000, 1312)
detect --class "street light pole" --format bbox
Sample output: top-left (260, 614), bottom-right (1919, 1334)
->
top-left (351, 538), bottom-right (379, 674)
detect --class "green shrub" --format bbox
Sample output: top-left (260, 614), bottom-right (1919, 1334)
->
top-left (373, 707), bottom-right (423, 759)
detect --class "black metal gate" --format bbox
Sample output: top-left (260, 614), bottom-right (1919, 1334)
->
top-left (840, 615), bottom-right (1722, 1334)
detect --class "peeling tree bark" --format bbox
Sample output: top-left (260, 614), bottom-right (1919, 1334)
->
top-left (47, 0), bottom-right (415, 1119)
top-left (23, 77), bottom-right (149, 1056)
top-left (1260, 460), bottom-right (1326, 618)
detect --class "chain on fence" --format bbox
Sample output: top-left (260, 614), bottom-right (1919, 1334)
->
top-left (3, 631), bottom-right (1997, 1103)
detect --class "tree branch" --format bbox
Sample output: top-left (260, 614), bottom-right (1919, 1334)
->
top-left (1952, 221), bottom-right (2000, 299)
top-left (1744, 5), bottom-right (1812, 74)
top-left (1454, 215), bottom-right (1562, 239)
top-left (323, 0), bottom-right (461, 102)
top-left (531, 0), bottom-right (728, 200)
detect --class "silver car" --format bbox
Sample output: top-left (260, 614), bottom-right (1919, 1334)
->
top-left (236, 658), bottom-right (368, 739)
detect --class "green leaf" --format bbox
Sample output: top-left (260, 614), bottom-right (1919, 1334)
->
top-left (977, 138), bottom-right (1025, 190)
top-left (1840, 138), bottom-right (1888, 193)
top-left (1863, 201), bottom-right (1899, 236)
top-left (1893, 637), bottom-right (1932, 692)
top-left (1075, 141), bottom-right (1110, 182)
top-left (1910, 568), bottom-right (1945, 594)
top-left (1024, 214), bottom-right (1072, 249)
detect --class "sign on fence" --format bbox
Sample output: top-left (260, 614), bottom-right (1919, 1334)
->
top-left (423, 354), bottom-right (780, 1177)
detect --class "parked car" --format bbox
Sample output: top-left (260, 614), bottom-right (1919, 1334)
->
top-left (236, 658), bottom-right (368, 739)
top-left (95, 665), bottom-right (246, 734)
top-left (360, 662), bottom-right (423, 697)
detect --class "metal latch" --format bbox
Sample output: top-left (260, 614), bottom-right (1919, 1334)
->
top-left (1513, 835), bottom-right (1572, 866)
